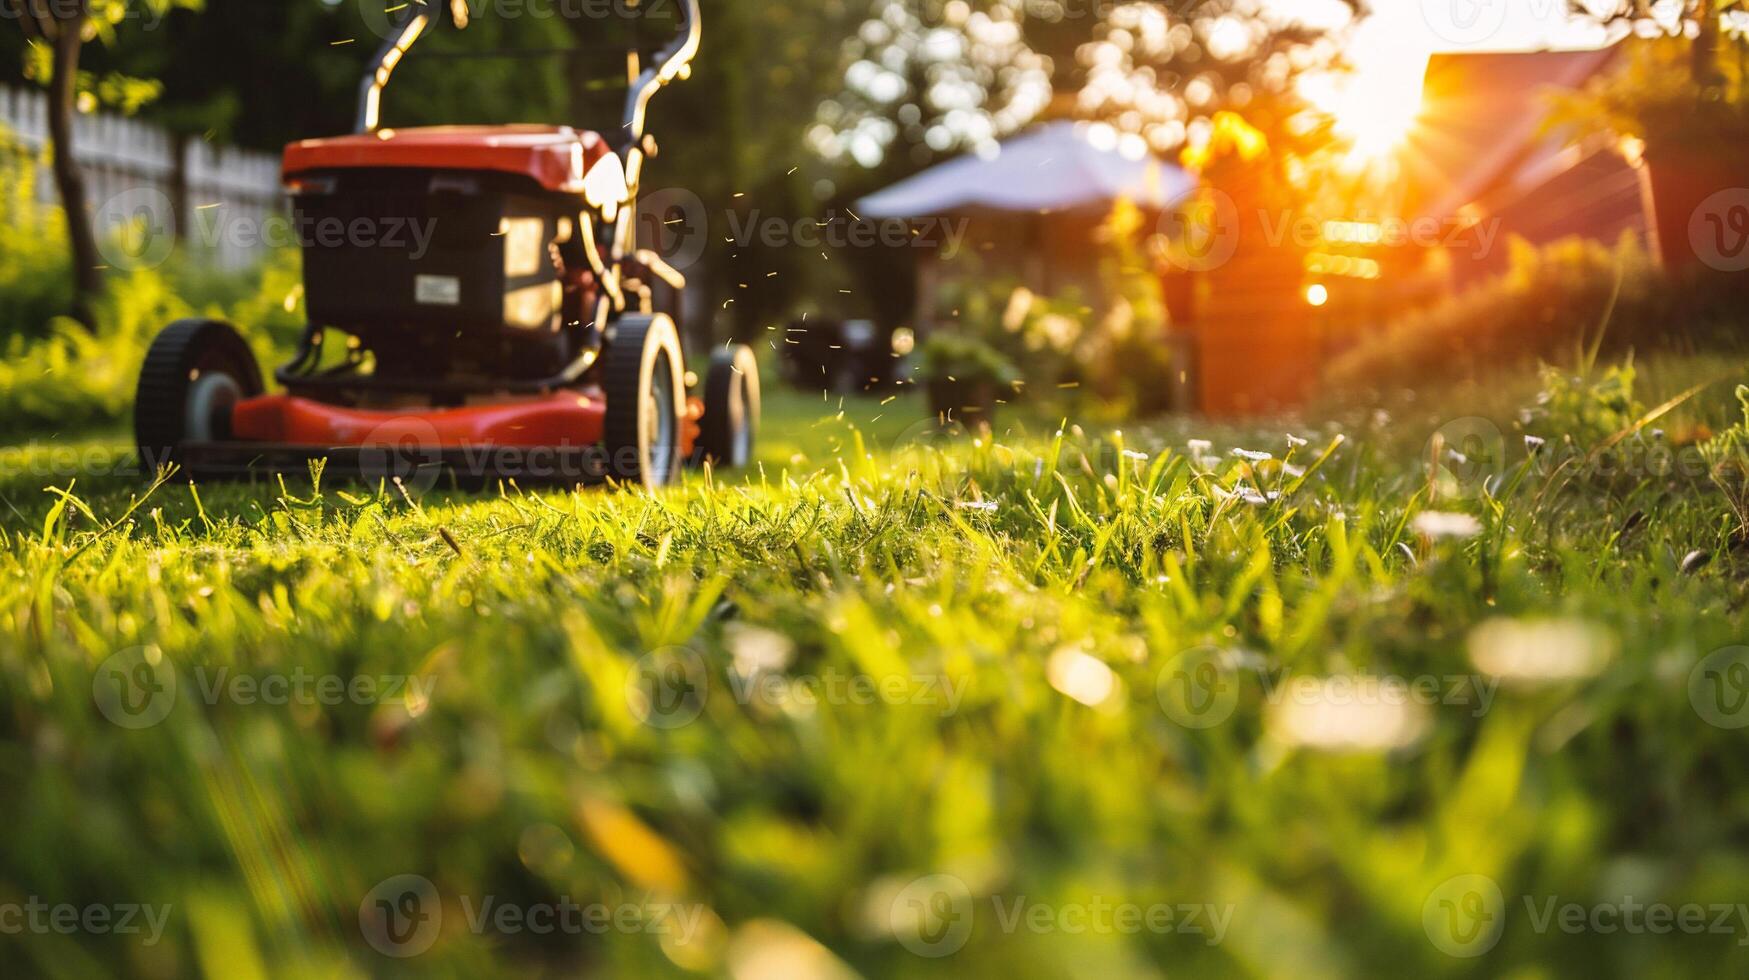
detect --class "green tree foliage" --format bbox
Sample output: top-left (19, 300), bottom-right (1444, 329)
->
top-left (1070, 0), bottom-right (1357, 158)
top-left (1573, 1), bottom-right (1749, 89)
top-left (805, 0), bottom-right (1053, 172)
top-left (6, 0), bottom-right (202, 328)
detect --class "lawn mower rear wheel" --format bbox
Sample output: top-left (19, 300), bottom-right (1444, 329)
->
top-left (698, 344), bottom-right (760, 468)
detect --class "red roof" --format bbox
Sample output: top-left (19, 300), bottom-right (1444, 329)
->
top-left (282, 125), bottom-right (611, 192)
top-left (1407, 45), bottom-right (1623, 223)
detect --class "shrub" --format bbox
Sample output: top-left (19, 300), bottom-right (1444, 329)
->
top-left (915, 332), bottom-right (1021, 388)
top-left (0, 124), bottom-right (310, 440)
top-left (1703, 385), bottom-right (1749, 539)
top-left (923, 202), bottom-right (1179, 413)
top-left (1526, 357), bottom-right (1644, 449)
top-left (0, 142), bottom-right (73, 342)
top-left (1329, 235), bottom-right (1749, 389)
top-left (0, 249), bottom-right (305, 442)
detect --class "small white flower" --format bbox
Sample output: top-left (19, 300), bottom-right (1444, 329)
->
top-left (1231, 448), bottom-right (1272, 463)
top-left (1286, 434), bottom-right (1309, 449)
top-left (1412, 511), bottom-right (1482, 540)
top-left (1469, 618), bottom-right (1616, 686)
top-left (955, 500), bottom-right (999, 513)
top-left (1282, 463), bottom-right (1306, 479)
top-left (726, 624), bottom-right (795, 683)
top-left (1187, 439), bottom-right (1213, 455)
top-left (1524, 435), bottom-right (1546, 454)
top-left (1445, 448), bottom-right (1469, 466)
top-left (1267, 677), bottom-right (1432, 753)
top-left (1122, 449), bottom-right (1149, 462)
top-left (1048, 648), bottom-right (1120, 708)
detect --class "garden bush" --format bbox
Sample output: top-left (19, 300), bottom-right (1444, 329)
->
top-left (1328, 235), bottom-right (1749, 390)
top-left (0, 249), bottom-right (305, 441)
top-left (0, 143), bottom-right (73, 342)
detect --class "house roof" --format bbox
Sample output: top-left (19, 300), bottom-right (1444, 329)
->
top-left (856, 121), bottom-right (1196, 219)
top-left (1407, 44), bottom-right (1624, 224)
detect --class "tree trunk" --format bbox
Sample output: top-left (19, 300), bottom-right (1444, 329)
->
top-left (1692, 0), bottom-right (1723, 90)
top-left (47, 12), bottom-right (103, 331)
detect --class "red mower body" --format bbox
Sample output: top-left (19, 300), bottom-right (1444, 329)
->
top-left (283, 126), bottom-right (616, 194)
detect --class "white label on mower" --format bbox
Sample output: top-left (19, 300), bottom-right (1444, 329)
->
top-left (415, 275), bottom-right (461, 306)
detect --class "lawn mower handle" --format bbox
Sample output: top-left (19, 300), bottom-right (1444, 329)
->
top-left (355, 0), bottom-right (701, 146)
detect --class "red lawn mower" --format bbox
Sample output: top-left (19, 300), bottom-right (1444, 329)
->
top-left (134, 0), bottom-right (758, 489)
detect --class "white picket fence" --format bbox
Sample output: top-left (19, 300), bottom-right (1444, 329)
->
top-left (0, 85), bottom-right (285, 271)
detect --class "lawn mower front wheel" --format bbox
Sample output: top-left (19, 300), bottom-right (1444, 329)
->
top-left (135, 319), bottom-right (264, 472)
top-left (602, 313), bottom-right (687, 489)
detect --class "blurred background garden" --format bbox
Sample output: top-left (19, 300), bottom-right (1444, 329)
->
top-left (5, 1), bottom-right (1749, 977)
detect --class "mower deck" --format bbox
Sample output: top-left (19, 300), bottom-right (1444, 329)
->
top-left (184, 390), bottom-right (704, 487)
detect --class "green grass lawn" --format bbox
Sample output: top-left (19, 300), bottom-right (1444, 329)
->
top-left (4, 363), bottom-right (1749, 979)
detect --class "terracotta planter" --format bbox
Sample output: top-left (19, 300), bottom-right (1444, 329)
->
top-left (1640, 149), bottom-right (1748, 272)
top-left (927, 378), bottom-right (998, 428)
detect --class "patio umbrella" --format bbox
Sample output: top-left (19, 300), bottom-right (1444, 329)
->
top-left (857, 121), bottom-right (1196, 218)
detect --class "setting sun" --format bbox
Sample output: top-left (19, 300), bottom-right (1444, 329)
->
top-left (1302, 42), bottom-right (1432, 162)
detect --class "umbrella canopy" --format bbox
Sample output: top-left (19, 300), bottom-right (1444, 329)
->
top-left (857, 121), bottom-right (1196, 219)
